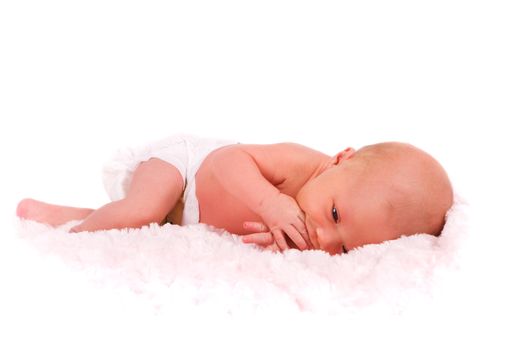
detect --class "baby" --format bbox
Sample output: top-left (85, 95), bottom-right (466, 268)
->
top-left (16, 134), bottom-right (453, 255)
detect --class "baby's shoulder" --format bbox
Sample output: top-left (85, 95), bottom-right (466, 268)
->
top-left (241, 142), bottom-right (321, 163)
top-left (238, 142), bottom-right (324, 179)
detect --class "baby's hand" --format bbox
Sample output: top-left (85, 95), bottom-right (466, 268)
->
top-left (241, 222), bottom-right (281, 252)
top-left (254, 193), bottom-right (312, 251)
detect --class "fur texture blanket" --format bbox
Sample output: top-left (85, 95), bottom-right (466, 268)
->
top-left (7, 195), bottom-right (512, 349)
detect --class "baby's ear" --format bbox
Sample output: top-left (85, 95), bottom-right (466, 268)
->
top-left (334, 147), bottom-right (356, 165)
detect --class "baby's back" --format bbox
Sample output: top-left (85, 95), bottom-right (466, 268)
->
top-left (192, 143), bottom-right (325, 235)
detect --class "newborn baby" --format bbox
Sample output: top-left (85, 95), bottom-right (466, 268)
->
top-left (16, 134), bottom-right (453, 255)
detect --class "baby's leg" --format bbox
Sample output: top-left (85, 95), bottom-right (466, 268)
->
top-left (16, 199), bottom-right (94, 226)
top-left (70, 158), bottom-right (184, 232)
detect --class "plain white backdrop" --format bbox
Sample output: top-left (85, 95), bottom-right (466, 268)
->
top-left (1, 0), bottom-right (512, 348)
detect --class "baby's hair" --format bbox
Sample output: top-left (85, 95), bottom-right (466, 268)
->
top-left (354, 142), bottom-right (409, 164)
top-left (350, 142), bottom-right (453, 237)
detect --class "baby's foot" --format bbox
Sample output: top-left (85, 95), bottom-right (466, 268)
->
top-left (16, 198), bottom-right (69, 226)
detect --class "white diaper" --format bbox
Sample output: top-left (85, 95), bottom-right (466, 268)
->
top-left (102, 134), bottom-right (237, 225)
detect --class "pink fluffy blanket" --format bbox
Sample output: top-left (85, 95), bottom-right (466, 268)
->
top-left (8, 195), bottom-right (512, 348)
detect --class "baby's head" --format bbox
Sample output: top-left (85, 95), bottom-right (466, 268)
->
top-left (296, 142), bottom-right (453, 255)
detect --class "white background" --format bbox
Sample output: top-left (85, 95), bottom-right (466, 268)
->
top-left (1, 0), bottom-right (512, 209)
top-left (1, 0), bottom-right (512, 348)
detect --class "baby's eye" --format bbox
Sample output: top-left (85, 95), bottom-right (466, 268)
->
top-left (332, 205), bottom-right (339, 223)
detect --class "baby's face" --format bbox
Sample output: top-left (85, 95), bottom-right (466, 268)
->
top-left (296, 158), bottom-right (397, 255)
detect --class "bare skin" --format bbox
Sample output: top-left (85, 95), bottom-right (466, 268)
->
top-left (17, 142), bottom-right (454, 255)
top-left (17, 143), bottom-right (327, 248)
top-left (18, 157), bottom-right (186, 232)
top-left (16, 200), bottom-right (94, 226)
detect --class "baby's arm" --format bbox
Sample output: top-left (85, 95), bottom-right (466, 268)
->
top-left (209, 145), bottom-right (311, 250)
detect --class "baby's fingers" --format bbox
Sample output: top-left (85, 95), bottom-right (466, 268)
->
top-left (243, 221), bottom-right (269, 233)
top-left (264, 242), bottom-right (280, 253)
top-left (283, 224), bottom-right (309, 251)
top-left (271, 228), bottom-right (289, 252)
top-left (292, 220), bottom-right (312, 249)
top-left (242, 232), bottom-right (274, 246)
